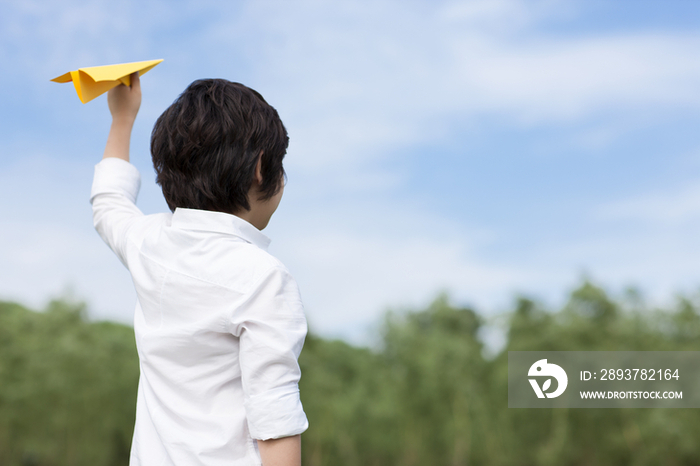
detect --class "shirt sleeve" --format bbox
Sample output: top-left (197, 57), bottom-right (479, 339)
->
top-left (90, 157), bottom-right (144, 267)
top-left (230, 266), bottom-right (309, 441)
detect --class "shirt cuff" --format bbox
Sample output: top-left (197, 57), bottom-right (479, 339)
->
top-left (244, 384), bottom-right (309, 440)
top-left (90, 157), bottom-right (142, 205)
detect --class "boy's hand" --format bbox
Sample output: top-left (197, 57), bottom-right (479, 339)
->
top-left (108, 72), bottom-right (141, 124)
top-left (102, 72), bottom-right (141, 162)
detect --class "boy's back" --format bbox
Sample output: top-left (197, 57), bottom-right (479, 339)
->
top-left (91, 75), bottom-right (308, 466)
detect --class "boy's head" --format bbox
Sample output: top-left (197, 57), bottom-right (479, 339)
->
top-left (151, 79), bottom-right (288, 216)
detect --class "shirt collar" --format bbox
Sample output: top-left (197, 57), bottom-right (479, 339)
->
top-left (170, 208), bottom-right (271, 251)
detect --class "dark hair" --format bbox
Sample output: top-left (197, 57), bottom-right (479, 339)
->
top-left (151, 79), bottom-right (288, 213)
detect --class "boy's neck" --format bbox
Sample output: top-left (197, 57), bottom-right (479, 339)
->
top-left (232, 184), bottom-right (283, 231)
top-left (233, 208), bottom-right (269, 231)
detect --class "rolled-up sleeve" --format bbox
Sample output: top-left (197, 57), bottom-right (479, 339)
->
top-left (231, 266), bottom-right (309, 441)
top-left (90, 157), bottom-right (144, 267)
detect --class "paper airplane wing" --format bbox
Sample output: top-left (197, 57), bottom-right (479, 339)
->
top-left (51, 59), bottom-right (163, 104)
top-left (51, 72), bottom-right (73, 83)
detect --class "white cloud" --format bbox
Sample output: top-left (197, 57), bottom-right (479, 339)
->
top-left (597, 183), bottom-right (700, 224)
top-left (0, 217), bottom-right (136, 321)
top-left (3, 0), bottom-right (700, 345)
top-left (265, 196), bottom-right (539, 343)
top-left (462, 34), bottom-right (700, 123)
top-left (184, 0), bottom-right (700, 175)
top-left (0, 153), bottom-right (137, 320)
top-left (524, 229), bottom-right (700, 306)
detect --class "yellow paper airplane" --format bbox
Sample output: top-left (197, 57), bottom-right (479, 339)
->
top-left (51, 59), bottom-right (163, 104)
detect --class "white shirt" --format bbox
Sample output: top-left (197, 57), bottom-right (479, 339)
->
top-left (90, 157), bottom-right (309, 466)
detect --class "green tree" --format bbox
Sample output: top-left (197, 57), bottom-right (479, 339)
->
top-left (5, 279), bottom-right (700, 466)
top-left (0, 300), bottom-right (139, 466)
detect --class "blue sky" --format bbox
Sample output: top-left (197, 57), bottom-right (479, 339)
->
top-left (1, 0), bottom-right (700, 345)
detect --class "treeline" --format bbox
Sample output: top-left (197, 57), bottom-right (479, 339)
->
top-left (1, 281), bottom-right (700, 465)
top-left (0, 300), bottom-right (137, 466)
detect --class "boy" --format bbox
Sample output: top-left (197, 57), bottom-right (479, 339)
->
top-left (91, 73), bottom-right (308, 466)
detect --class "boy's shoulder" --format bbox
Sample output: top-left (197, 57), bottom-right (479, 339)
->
top-left (192, 238), bottom-right (294, 295)
top-left (226, 237), bottom-right (288, 274)
top-left (137, 210), bottom-right (295, 294)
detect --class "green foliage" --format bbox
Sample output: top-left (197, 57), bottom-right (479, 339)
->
top-left (299, 282), bottom-right (700, 466)
top-left (4, 280), bottom-right (700, 465)
top-left (0, 300), bottom-right (138, 466)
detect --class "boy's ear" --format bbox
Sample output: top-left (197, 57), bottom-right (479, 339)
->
top-left (254, 152), bottom-right (264, 186)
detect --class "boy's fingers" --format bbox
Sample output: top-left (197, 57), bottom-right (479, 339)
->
top-left (130, 71), bottom-right (141, 90)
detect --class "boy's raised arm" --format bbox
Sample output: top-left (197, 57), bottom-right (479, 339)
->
top-left (103, 72), bottom-right (141, 162)
top-left (91, 71), bottom-right (145, 267)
